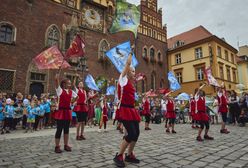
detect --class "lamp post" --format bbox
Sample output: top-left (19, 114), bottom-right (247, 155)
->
top-left (77, 57), bottom-right (89, 82)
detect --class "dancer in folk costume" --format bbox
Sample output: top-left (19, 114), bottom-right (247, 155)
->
top-left (194, 84), bottom-right (214, 141)
top-left (217, 83), bottom-right (230, 134)
top-left (113, 50), bottom-right (141, 167)
top-left (190, 95), bottom-right (198, 129)
top-left (53, 74), bottom-right (78, 153)
top-left (163, 92), bottom-right (177, 134)
top-left (73, 77), bottom-right (89, 140)
top-left (99, 96), bottom-right (108, 132)
top-left (87, 90), bottom-right (97, 127)
top-left (142, 95), bottom-right (151, 130)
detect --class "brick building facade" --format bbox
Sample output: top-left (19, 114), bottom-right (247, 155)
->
top-left (0, 0), bottom-right (168, 97)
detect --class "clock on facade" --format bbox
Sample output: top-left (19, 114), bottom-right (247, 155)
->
top-left (82, 6), bottom-right (103, 32)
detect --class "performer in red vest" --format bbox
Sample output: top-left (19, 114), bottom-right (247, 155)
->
top-left (194, 84), bottom-right (214, 141)
top-left (164, 93), bottom-right (176, 134)
top-left (217, 83), bottom-right (230, 134)
top-left (113, 50), bottom-right (141, 167)
top-left (73, 78), bottom-right (88, 140)
top-left (142, 95), bottom-right (151, 130)
top-left (190, 95), bottom-right (198, 129)
top-left (99, 96), bottom-right (108, 132)
top-left (54, 74), bottom-right (77, 153)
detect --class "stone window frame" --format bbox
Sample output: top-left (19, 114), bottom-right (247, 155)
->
top-left (98, 39), bottom-right (110, 60)
top-left (0, 21), bottom-right (17, 45)
top-left (175, 53), bottom-right (182, 64)
top-left (149, 46), bottom-right (156, 63)
top-left (195, 47), bottom-right (203, 59)
top-left (45, 24), bottom-right (62, 48)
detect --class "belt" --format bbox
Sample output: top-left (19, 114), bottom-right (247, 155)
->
top-left (167, 110), bottom-right (175, 112)
top-left (120, 104), bottom-right (134, 108)
top-left (58, 108), bottom-right (70, 110)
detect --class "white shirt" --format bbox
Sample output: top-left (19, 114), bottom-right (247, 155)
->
top-left (56, 86), bottom-right (77, 98)
top-left (161, 99), bottom-right (167, 111)
top-left (118, 74), bottom-right (128, 87)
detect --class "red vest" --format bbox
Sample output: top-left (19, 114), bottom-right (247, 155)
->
top-left (116, 79), bottom-right (140, 121)
top-left (54, 89), bottom-right (72, 120)
top-left (195, 97), bottom-right (209, 121)
top-left (218, 95), bottom-right (228, 113)
top-left (102, 103), bottom-right (108, 122)
top-left (142, 99), bottom-right (150, 116)
top-left (118, 80), bottom-right (135, 106)
top-left (77, 89), bottom-right (87, 105)
top-left (74, 88), bottom-right (88, 112)
top-left (165, 100), bottom-right (176, 119)
top-left (190, 99), bottom-right (196, 113)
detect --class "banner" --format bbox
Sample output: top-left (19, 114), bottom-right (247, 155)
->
top-left (106, 86), bottom-right (116, 96)
top-left (85, 74), bottom-right (100, 91)
top-left (204, 67), bottom-right (220, 87)
top-left (105, 41), bottom-right (138, 73)
top-left (109, 0), bottom-right (140, 37)
top-left (65, 34), bottom-right (85, 58)
top-left (168, 71), bottom-right (181, 91)
top-left (33, 46), bottom-right (70, 69)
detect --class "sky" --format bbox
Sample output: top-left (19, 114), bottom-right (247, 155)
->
top-left (127, 0), bottom-right (248, 49)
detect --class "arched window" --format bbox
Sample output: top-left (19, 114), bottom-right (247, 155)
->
top-left (150, 48), bottom-right (155, 62)
top-left (98, 39), bottom-right (110, 59)
top-left (157, 52), bottom-right (161, 62)
top-left (66, 0), bottom-right (77, 8)
top-left (0, 22), bottom-right (16, 44)
top-left (65, 30), bottom-right (77, 49)
top-left (46, 25), bottom-right (60, 47)
top-left (142, 47), bottom-right (147, 58)
top-left (151, 72), bottom-right (156, 90)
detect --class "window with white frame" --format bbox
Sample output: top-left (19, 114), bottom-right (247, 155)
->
top-left (175, 53), bottom-right (181, 64)
top-left (196, 68), bottom-right (204, 80)
top-left (195, 47), bottom-right (203, 59)
top-left (0, 23), bottom-right (16, 44)
top-left (175, 72), bottom-right (182, 83)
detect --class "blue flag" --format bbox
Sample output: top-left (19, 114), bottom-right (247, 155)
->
top-left (85, 74), bottom-right (100, 91)
top-left (106, 86), bottom-right (116, 96)
top-left (168, 71), bottom-right (181, 91)
top-left (135, 92), bottom-right (139, 101)
top-left (105, 41), bottom-right (138, 73)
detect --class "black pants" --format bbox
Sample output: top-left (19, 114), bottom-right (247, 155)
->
top-left (168, 118), bottom-right (176, 124)
top-left (22, 115), bottom-right (27, 129)
top-left (55, 120), bottom-right (70, 139)
top-left (122, 121), bottom-right (140, 143)
top-left (33, 115), bottom-right (40, 130)
top-left (3, 118), bottom-right (13, 130)
top-left (44, 113), bottom-right (50, 126)
top-left (199, 121), bottom-right (210, 130)
top-left (145, 115), bottom-right (150, 124)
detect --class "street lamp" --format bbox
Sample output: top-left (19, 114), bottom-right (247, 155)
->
top-left (77, 57), bottom-right (89, 81)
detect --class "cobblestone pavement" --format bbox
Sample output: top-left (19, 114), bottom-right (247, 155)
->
top-left (0, 123), bottom-right (248, 168)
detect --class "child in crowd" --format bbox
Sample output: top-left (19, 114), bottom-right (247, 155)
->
top-left (0, 101), bottom-right (5, 134)
top-left (38, 100), bottom-right (45, 130)
top-left (26, 101), bottom-right (35, 133)
top-left (3, 99), bottom-right (15, 133)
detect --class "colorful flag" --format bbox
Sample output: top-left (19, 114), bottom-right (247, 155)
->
top-left (176, 93), bottom-right (190, 101)
top-left (145, 90), bottom-right (157, 97)
top-left (106, 86), bottom-right (116, 96)
top-left (65, 34), bottom-right (85, 58)
top-left (168, 71), bottom-right (181, 91)
top-left (33, 46), bottom-right (70, 70)
top-left (105, 41), bottom-right (138, 73)
top-left (204, 67), bottom-right (220, 87)
top-left (109, 0), bottom-right (140, 37)
top-left (135, 73), bottom-right (146, 82)
top-left (85, 74), bottom-right (100, 91)
top-left (157, 88), bottom-right (170, 95)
